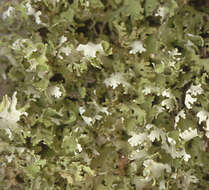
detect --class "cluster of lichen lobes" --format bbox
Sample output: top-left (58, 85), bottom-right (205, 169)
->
top-left (0, 0), bottom-right (209, 189)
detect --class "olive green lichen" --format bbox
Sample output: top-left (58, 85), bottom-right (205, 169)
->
top-left (0, 0), bottom-right (209, 189)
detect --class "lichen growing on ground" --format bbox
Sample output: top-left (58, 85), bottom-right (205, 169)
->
top-left (0, 0), bottom-right (209, 189)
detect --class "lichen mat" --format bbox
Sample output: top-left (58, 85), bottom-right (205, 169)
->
top-left (0, 0), bottom-right (209, 189)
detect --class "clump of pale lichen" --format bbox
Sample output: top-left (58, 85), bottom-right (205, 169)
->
top-left (0, 0), bottom-right (209, 189)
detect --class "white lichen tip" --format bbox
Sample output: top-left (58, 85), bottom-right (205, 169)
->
top-left (197, 110), bottom-right (209, 138)
top-left (143, 159), bottom-right (171, 179)
top-left (196, 110), bottom-right (209, 125)
top-left (77, 144), bottom-right (82, 152)
top-left (79, 106), bottom-right (93, 125)
top-left (155, 6), bottom-right (167, 19)
top-left (162, 89), bottom-right (173, 98)
top-left (174, 110), bottom-right (186, 128)
top-left (0, 92), bottom-right (28, 139)
top-left (142, 87), bottom-right (152, 95)
top-left (60, 35), bottom-right (67, 44)
top-left (104, 73), bottom-right (129, 89)
top-left (0, 92), bottom-right (27, 124)
top-left (48, 86), bottom-right (62, 98)
top-left (179, 128), bottom-right (198, 142)
top-left (76, 42), bottom-right (104, 58)
top-left (128, 133), bottom-right (147, 147)
top-left (58, 46), bottom-right (72, 59)
top-left (129, 40), bottom-right (146, 54)
top-left (185, 84), bottom-right (203, 109)
top-left (26, 1), bottom-right (43, 24)
top-left (2, 6), bottom-right (15, 20)
top-left (187, 84), bottom-right (203, 96)
top-left (185, 94), bottom-right (197, 109)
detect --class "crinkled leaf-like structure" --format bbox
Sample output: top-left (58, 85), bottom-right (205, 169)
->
top-left (0, 0), bottom-right (209, 189)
